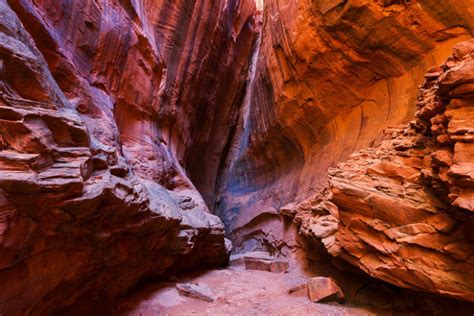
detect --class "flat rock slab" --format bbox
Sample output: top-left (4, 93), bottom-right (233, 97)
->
top-left (230, 251), bottom-right (289, 273)
top-left (244, 256), bottom-right (289, 273)
top-left (307, 277), bottom-right (344, 303)
top-left (176, 283), bottom-right (215, 302)
top-left (229, 251), bottom-right (273, 266)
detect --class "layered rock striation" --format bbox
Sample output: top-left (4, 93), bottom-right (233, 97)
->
top-left (0, 0), bottom-right (257, 314)
top-left (1, 0), bottom-right (474, 313)
top-left (218, 0), bottom-right (474, 256)
top-left (293, 40), bottom-right (474, 302)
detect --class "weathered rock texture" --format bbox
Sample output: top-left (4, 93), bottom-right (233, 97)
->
top-left (1, 0), bottom-right (474, 313)
top-left (0, 0), bottom-right (257, 314)
top-left (294, 40), bottom-right (474, 302)
top-left (218, 0), bottom-right (474, 258)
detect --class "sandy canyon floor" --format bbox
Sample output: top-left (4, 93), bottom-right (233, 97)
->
top-left (119, 268), bottom-right (378, 316)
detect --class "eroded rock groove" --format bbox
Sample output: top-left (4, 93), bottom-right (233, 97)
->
top-left (0, 0), bottom-right (473, 314)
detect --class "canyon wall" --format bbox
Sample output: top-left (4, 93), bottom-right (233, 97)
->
top-left (294, 39), bottom-right (474, 302)
top-left (219, 0), bottom-right (474, 257)
top-left (0, 0), bottom-right (257, 314)
top-left (0, 0), bottom-right (474, 313)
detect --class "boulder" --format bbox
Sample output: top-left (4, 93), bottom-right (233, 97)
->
top-left (307, 277), bottom-right (344, 303)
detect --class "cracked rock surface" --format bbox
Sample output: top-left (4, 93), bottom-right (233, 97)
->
top-left (1, 0), bottom-right (474, 313)
top-left (291, 40), bottom-right (474, 302)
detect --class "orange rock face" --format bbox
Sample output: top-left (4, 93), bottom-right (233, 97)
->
top-left (294, 40), bottom-right (474, 302)
top-left (218, 0), bottom-right (474, 255)
top-left (1, 0), bottom-right (474, 313)
top-left (0, 0), bottom-right (257, 314)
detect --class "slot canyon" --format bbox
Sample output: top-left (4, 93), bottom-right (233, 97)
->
top-left (0, 0), bottom-right (473, 314)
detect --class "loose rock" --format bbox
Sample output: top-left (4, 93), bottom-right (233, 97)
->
top-left (176, 283), bottom-right (215, 302)
top-left (307, 277), bottom-right (344, 303)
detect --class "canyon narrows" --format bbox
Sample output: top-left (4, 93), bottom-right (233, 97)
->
top-left (0, 0), bottom-right (473, 315)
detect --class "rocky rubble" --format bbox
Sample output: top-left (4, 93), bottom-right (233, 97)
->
top-left (289, 40), bottom-right (474, 302)
top-left (120, 268), bottom-right (376, 315)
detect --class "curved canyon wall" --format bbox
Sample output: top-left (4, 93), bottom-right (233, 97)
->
top-left (219, 0), bottom-right (474, 257)
top-left (289, 39), bottom-right (474, 302)
top-left (0, 0), bottom-right (474, 313)
top-left (0, 0), bottom-right (257, 314)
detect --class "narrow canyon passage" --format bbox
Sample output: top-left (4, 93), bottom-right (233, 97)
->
top-left (0, 0), bottom-right (473, 315)
top-left (119, 265), bottom-right (382, 315)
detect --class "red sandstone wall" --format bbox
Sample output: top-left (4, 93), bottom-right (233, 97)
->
top-left (0, 0), bottom-right (257, 314)
top-left (291, 40), bottom-right (474, 302)
top-left (1, 0), bottom-right (474, 313)
top-left (219, 0), bottom-right (474, 257)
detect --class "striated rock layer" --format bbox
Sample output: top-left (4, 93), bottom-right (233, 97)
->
top-left (292, 40), bottom-right (474, 302)
top-left (1, 0), bottom-right (474, 312)
top-left (0, 0), bottom-right (257, 314)
top-left (218, 0), bottom-right (474, 256)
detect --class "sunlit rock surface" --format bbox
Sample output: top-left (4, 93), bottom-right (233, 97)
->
top-left (218, 0), bottom-right (474, 262)
top-left (1, 0), bottom-right (474, 313)
top-left (291, 40), bottom-right (474, 302)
